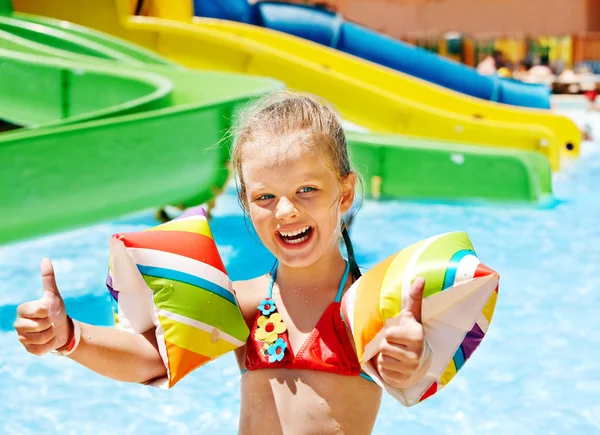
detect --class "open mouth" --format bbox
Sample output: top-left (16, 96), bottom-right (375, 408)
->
top-left (277, 226), bottom-right (313, 245)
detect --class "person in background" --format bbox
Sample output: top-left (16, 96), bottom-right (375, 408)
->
top-left (528, 55), bottom-right (553, 77)
top-left (477, 50), bottom-right (505, 76)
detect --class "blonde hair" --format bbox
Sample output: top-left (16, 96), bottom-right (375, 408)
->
top-left (231, 90), bottom-right (362, 278)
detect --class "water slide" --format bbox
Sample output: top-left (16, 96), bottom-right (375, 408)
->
top-left (1, 9), bottom-right (552, 208)
top-left (0, 44), bottom-right (172, 129)
top-left (11, 0), bottom-right (581, 169)
top-left (191, 0), bottom-right (551, 109)
top-left (0, 42), bottom-right (281, 245)
top-left (190, 16), bottom-right (580, 160)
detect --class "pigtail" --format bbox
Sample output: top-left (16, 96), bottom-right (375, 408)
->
top-left (342, 225), bottom-right (362, 279)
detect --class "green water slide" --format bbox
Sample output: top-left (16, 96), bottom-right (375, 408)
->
top-left (0, 13), bottom-right (554, 206)
top-left (0, 14), bottom-right (174, 66)
top-left (0, 48), bottom-right (282, 245)
top-left (349, 132), bottom-right (551, 201)
top-left (1, 46), bottom-right (172, 128)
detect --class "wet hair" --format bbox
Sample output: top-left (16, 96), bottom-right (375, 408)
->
top-left (231, 90), bottom-right (362, 279)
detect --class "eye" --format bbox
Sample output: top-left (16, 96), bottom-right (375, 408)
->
top-left (256, 193), bottom-right (275, 201)
top-left (298, 186), bottom-right (317, 194)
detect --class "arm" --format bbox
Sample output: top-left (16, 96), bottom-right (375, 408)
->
top-left (14, 258), bottom-right (166, 385)
top-left (67, 321), bottom-right (166, 384)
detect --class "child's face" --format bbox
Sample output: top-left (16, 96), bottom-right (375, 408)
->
top-left (242, 139), bottom-right (355, 268)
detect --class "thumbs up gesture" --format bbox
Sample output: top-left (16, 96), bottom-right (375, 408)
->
top-left (374, 277), bottom-right (430, 389)
top-left (14, 258), bottom-right (71, 356)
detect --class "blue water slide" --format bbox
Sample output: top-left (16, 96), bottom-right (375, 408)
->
top-left (192, 0), bottom-right (550, 109)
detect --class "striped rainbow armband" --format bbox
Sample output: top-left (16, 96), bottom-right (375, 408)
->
top-left (341, 232), bottom-right (499, 406)
top-left (106, 206), bottom-right (249, 388)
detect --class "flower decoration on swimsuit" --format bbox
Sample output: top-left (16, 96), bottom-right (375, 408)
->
top-left (266, 338), bottom-right (287, 363)
top-left (262, 342), bottom-right (272, 355)
top-left (258, 298), bottom-right (277, 316)
top-left (255, 313), bottom-right (287, 344)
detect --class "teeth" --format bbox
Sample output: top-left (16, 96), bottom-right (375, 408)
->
top-left (283, 234), bottom-right (310, 244)
top-left (279, 226), bottom-right (310, 237)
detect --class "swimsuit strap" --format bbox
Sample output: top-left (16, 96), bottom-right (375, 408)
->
top-left (266, 262), bottom-right (278, 299)
top-left (334, 260), bottom-right (350, 303)
top-left (267, 260), bottom-right (350, 302)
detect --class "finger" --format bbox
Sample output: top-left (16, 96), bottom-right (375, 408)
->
top-left (385, 323), bottom-right (424, 345)
top-left (14, 317), bottom-right (52, 333)
top-left (380, 342), bottom-right (421, 364)
top-left (41, 258), bottom-right (61, 298)
top-left (378, 366), bottom-right (411, 385)
top-left (377, 352), bottom-right (419, 373)
top-left (18, 327), bottom-right (55, 346)
top-left (403, 277), bottom-right (425, 324)
top-left (25, 341), bottom-right (56, 357)
top-left (16, 301), bottom-right (49, 319)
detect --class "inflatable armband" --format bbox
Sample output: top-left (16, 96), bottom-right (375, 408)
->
top-left (342, 232), bottom-right (499, 406)
top-left (106, 206), bottom-right (249, 388)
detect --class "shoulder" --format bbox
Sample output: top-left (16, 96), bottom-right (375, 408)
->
top-left (233, 275), bottom-right (269, 299)
top-left (233, 275), bottom-right (270, 325)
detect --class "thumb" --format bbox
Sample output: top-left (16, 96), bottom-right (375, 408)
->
top-left (40, 258), bottom-right (61, 299)
top-left (403, 277), bottom-right (425, 324)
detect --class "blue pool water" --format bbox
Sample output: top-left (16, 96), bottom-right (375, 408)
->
top-left (1, 110), bottom-right (600, 434)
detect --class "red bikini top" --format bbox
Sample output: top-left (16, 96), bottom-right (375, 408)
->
top-left (243, 261), bottom-right (363, 377)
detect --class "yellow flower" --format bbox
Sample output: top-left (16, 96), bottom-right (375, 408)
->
top-left (255, 313), bottom-right (287, 344)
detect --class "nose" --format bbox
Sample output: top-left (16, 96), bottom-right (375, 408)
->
top-left (275, 196), bottom-right (298, 220)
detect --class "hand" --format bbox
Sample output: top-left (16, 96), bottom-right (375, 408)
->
top-left (14, 258), bottom-right (71, 356)
top-left (374, 277), bottom-right (428, 389)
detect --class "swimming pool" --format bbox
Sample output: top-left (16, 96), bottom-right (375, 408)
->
top-left (1, 109), bottom-right (599, 434)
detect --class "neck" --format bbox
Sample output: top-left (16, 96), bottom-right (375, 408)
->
top-left (274, 248), bottom-right (348, 296)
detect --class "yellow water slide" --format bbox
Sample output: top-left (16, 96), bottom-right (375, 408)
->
top-left (195, 17), bottom-right (580, 156)
top-left (13, 0), bottom-right (580, 171)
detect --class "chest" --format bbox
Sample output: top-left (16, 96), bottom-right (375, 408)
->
top-left (276, 293), bottom-right (337, 352)
top-left (249, 289), bottom-right (339, 356)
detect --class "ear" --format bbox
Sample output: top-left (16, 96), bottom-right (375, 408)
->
top-left (340, 172), bottom-right (357, 215)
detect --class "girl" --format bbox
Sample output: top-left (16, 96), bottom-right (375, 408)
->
top-left (14, 91), bottom-right (429, 435)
